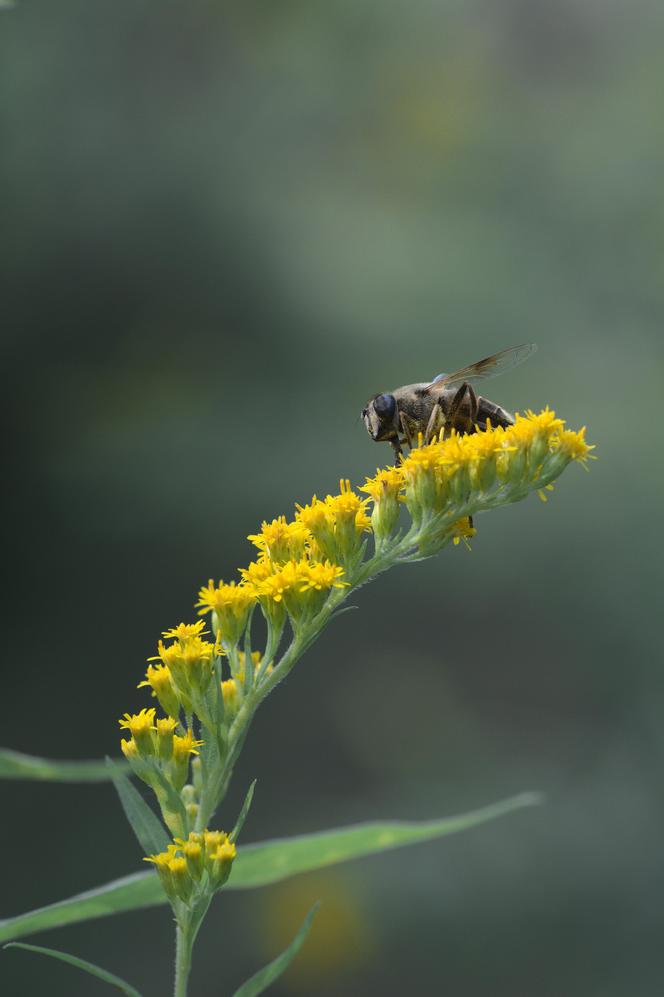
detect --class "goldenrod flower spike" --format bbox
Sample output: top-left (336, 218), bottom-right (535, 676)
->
top-left (120, 407), bottom-right (591, 996)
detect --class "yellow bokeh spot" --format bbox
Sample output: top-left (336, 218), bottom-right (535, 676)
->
top-left (257, 872), bottom-right (376, 992)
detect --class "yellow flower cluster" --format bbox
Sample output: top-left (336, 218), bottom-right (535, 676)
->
top-left (119, 708), bottom-right (203, 794)
top-left (247, 557), bottom-right (348, 629)
top-left (150, 634), bottom-right (215, 703)
top-left (362, 409), bottom-right (593, 535)
top-left (295, 479), bottom-right (371, 566)
top-left (145, 829), bottom-right (236, 904)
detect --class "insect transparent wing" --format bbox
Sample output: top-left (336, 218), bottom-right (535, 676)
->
top-left (426, 344), bottom-right (537, 393)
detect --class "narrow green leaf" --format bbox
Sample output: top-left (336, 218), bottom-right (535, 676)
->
top-left (106, 759), bottom-right (170, 856)
top-left (232, 903), bottom-right (319, 997)
top-left (231, 780), bottom-right (256, 843)
top-left (0, 747), bottom-right (129, 783)
top-left (0, 872), bottom-right (160, 944)
top-left (229, 792), bottom-right (543, 889)
top-left (4, 942), bottom-right (143, 997)
top-left (0, 793), bottom-right (541, 943)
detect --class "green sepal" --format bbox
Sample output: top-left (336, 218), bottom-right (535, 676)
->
top-left (243, 606), bottom-right (256, 694)
top-left (231, 902), bottom-right (319, 997)
top-left (3, 941), bottom-right (143, 997)
top-left (230, 780), bottom-right (256, 843)
top-left (148, 762), bottom-right (189, 836)
top-left (106, 758), bottom-right (170, 856)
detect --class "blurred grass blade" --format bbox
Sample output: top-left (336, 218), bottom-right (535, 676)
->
top-left (231, 780), bottom-right (257, 843)
top-left (4, 942), bottom-right (143, 996)
top-left (231, 903), bottom-right (319, 997)
top-left (107, 759), bottom-right (170, 856)
top-left (0, 748), bottom-right (129, 782)
top-left (0, 793), bottom-right (540, 943)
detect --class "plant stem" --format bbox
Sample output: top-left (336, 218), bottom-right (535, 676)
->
top-left (174, 920), bottom-right (194, 997)
top-left (194, 521), bottom-right (444, 831)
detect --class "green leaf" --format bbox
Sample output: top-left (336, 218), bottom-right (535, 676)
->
top-left (230, 792), bottom-right (543, 889)
top-left (4, 942), bottom-right (143, 997)
top-left (107, 759), bottom-right (170, 856)
top-left (0, 792), bottom-right (541, 943)
top-left (231, 780), bottom-right (256, 843)
top-left (232, 903), bottom-right (319, 997)
top-left (0, 872), bottom-right (160, 944)
top-left (0, 747), bottom-right (129, 782)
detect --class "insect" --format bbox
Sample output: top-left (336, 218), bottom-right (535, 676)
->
top-left (361, 343), bottom-right (537, 462)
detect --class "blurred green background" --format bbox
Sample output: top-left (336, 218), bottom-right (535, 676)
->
top-left (2, 0), bottom-right (663, 994)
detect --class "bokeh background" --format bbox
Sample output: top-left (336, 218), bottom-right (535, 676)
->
top-left (2, 1), bottom-right (663, 994)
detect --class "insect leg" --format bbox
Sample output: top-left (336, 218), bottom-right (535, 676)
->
top-left (477, 397), bottom-right (515, 428)
top-left (447, 382), bottom-right (479, 435)
top-left (424, 402), bottom-right (445, 444)
top-left (399, 411), bottom-right (419, 450)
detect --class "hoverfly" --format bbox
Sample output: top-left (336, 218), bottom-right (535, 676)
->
top-left (362, 343), bottom-right (537, 462)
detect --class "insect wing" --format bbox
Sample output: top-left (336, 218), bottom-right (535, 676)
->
top-left (425, 343), bottom-right (537, 393)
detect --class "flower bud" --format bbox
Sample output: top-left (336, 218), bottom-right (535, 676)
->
top-left (156, 716), bottom-right (177, 761)
top-left (168, 856), bottom-right (194, 903)
top-left (209, 839), bottom-right (237, 889)
top-left (138, 664), bottom-right (181, 719)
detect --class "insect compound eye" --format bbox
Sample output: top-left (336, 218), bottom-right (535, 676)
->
top-left (374, 393), bottom-right (396, 420)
